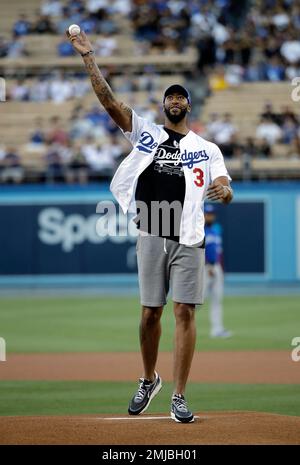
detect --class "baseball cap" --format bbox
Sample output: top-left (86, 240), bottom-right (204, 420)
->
top-left (163, 84), bottom-right (191, 104)
top-left (204, 204), bottom-right (216, 214)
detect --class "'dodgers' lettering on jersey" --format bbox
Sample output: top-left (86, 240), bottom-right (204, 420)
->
top-left (181, 149), bottom-right (209, 168)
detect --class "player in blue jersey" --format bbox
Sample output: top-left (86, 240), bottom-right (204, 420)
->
top-left (204, 204), bottom-right (232, 338)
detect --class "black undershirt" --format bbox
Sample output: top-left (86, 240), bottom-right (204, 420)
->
top-left (135, 127), bottom-right (185, 242)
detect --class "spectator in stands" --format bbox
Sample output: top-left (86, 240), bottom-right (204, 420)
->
top-left (256, 139), bottom-right (272, 158)
top-left (46, 116), bottom-right (69, 145)
top-left (132, 3), bottom-right (160, 42)
top-left (30, 117), bottom-right (46, 145)
top-left (292, 3), bottom-right (300, 30)
top-left (65, 142), bottom-right (89, 184)
top-left (213, 113), bottom-right (237, 158)
top-left (105, 114), bottom-right (120, 136)
top-left (81, 135), bottom-right (100, 167)
top-left (85, 141), bottom-right (116, 175)
top-left (196, 34), bottom-right (217, 69)
top-left (224, 62), bottom-right (244, 87)
top-left (244, 61), bottom-right (264, 82)
top-left (209, 65), bottom-right (229, 92)
top-left (7, 36), bottom-right (28, 58)
top-left (255, 116), bottom-right (282, 146)
top-left (65, 4), bottom-right (84, 26)
top-left (277, 105), bottom-right (299, 127)
top-left (96, 8), bottom-right (118, 34)
top-left (260, 102), bottom-right (280, 125)
top-left (101, 133), bottom-right (124, 164)
top-left (110, 0), bottom-right (130, 15)
top-left (69, 112), bottom-right (95, 140)
top-left (281, 116), bottom-right (299, 144)
top-left (32, 13), bottom-right (56, 34)
top-left (0, 36), bottom-right (8, 58)
top-left (0, 145), bottom-right (5, 162)
top-left (56, 9), bottom-right (75, 34)
top-left (137, 98), bottom-right (160, 123)
top-left (57, 37), bottom-right (76, 57)
top-left (0, 148), bottom-right (24, 184)
top-left (263, 36), bottom-right (281, 61)
top-left (79, 15), bottom-right (97, 34)
top-left (45, 146), bottom-right (64, 183)
top-left (280, 32), bottom-right (300, 64)
top-left (87, 0), bottom-right (109, 16)
top-left (29, 76), bottom-right (49, 101)
top-left (272, 5), bottom-right (290, 31)
top-left (221, 30), bottom-right (237, 65)
top-left (285, 62), bottom-right (300, 80)
top-left (85, 104), bottom-right (110, 127)
top-left (70, 76), bottom-right (90, 98)
top-left (206, 113), bottom-right (223, 141)
top-left (94, 32), bottom-right (117, 57)
top-left (243, 137), bottom-right (259, 158)
top-left (49, 71), bottom-right (74, 102)
top-left (13, 14), bottom-right (31, 36)
top-left (81, 133), bottom-right (122, 175)
top-left (9, 79), bottom-right (29, 101)
top-left (139, 66), bottom-right (159, 92)
top-left (264, 56), bottom-right (285, 81)
top-left (40, 0), bottom-right (63, 18)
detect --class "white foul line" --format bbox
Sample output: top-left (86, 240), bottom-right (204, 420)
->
top-left (98, 416), bottom-right (200, 421)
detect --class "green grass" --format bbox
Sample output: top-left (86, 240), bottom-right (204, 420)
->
top-left (0, 295), bottom-right (299, 353)
top-left (1, 296), bottom-right (298, 420)
top-left (0, 381), bottom-right (299, 417)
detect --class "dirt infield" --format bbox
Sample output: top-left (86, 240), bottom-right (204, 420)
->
top-left (1, 412), bottom-right (300, 445)
top-left (1, 350), bottom-right (299, 444)
top-left (1, 351), bottom-right (299, 384)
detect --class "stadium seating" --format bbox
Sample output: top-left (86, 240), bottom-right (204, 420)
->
top-left (1, 0), bottom-right (300, 181)
top-left (202, 83), bottom-right (296, 140)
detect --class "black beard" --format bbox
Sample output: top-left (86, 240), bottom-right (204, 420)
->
top-left (165, 107), bottom-right (187, 123)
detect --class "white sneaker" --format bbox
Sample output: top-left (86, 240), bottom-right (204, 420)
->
top-left (210, 329), bottom-right (233, 338)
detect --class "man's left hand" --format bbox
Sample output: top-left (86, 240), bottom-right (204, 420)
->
top-left (206, 182), bottom-right (232, 202)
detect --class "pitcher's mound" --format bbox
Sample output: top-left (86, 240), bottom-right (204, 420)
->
top-left (1, 411), bottom-right (299, 445)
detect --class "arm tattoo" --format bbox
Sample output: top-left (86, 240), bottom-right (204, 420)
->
top-left (119, 102), bottom-right (132, 117)
top-left (82, 54), bottom-right (132, 130)
top-left (83, 54), bottom-right (116, 109)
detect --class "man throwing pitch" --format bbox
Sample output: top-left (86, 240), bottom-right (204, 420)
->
top-left (67, 30), bottom-right (233, 423)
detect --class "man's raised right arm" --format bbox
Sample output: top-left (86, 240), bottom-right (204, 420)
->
top-left (66, 30), bottom-right (132, 132)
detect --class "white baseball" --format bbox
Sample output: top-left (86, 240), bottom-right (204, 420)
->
top-left (68, 24), bottom-right (81, 36)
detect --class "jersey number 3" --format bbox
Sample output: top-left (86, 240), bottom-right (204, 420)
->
top-left (193, 168), bottom-right (204, 187)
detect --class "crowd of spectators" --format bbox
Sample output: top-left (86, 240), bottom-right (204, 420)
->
top-left (205, 103), bottom-right (300, 159)
top-left (2, 98), bottom-right (299, 185)
top-left (0, 103), bottom-right (131, 184)
top-left (28, 103), bottom-right (132, 183)
top-left (6, 68), bottom-right (166, 104)
top-left (7, 72), bottom-right (90, 103)
top-left (1, 0), bottom-right (300, 183)
top-left (1, 0), bottom-right (300, 83)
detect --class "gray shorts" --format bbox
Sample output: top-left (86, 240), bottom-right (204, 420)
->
top-left (136, 233), bottom-right (205, 307)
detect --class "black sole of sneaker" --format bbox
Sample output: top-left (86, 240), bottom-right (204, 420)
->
top-left (128, 380), bottom-right (163, 416)
top-left (170, 411), bottom-right (194, 423)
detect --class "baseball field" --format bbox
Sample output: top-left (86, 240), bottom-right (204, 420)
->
top-left (0, 294), bottom-right (300, 444)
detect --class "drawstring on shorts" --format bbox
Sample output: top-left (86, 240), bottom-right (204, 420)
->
top-left (163, 238), bottom-right (168, 254)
